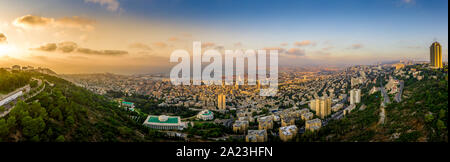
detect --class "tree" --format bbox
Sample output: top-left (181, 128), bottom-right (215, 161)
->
top-left (50, 107), bottom-right (63, 121)
top-left (29, 102), bottom-right (47, 119)
top-left (6, 116), bottom-right (16, 130)
top-left (65, 116), bottom-right (75, 127)
top-left (47, 128), bottom-right (53, 137)
top-left (30, 135), bottom-right (40, 142)
top-left (439, 109), bottom-right (446, 119)
top-left (0, 119), bottom-right (8, 137)
top-left (30, 80), bottom-right (38, 88)
top-left (118, 126), bottom-right (132, 137)
top-left (436, 120), bottom-right (447, 130)
top-left (0, 106), bottom-right (5, 112)
top-left (55, 135), bottom-right (65, 142)
top-left (21, 116), bottom-right (46, 138)
top-left (425, 114), bottom-right (434, 123)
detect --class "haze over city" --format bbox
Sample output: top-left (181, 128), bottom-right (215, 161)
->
top-left (0, 0), bottom-right (448, 74)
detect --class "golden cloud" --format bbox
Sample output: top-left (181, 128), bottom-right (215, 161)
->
top-left (0, 33), bottom-right (6, 44)
top-left (263, 47), bottom-right (286, 53)
top-left (129, 43), bottom-right (152, 51)
top-left (168, 37), bottom-right (179, 42)
top-left (32, 41), bottom-right (128, 56)
top-left (294, 40), bottom-right (315, 47)
top-left (13, 15), bottom-right (53, 28)
top-left (32, 43), bottom-right (57, 52)
top-left (152, 42), bottom-right (168, 48)
top-left (201, 42), bottom-right (215, 48)
top-left (58, 41), bottom-right (78, 53)
top-left (286, 48), bottom-right (306, 56)
top-left (77, 48), bottom-right (128, 56)
top-left (350, 44), bottom-right (363, 49)
top-left (13, 15), bottom-right (95, 31)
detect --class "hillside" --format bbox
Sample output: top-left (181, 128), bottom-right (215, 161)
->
top-left (297, 66), bottom-right (448, 142)
top-left (0, 69), bottom-right (31, 95)
top-left (0, 72), bottom-right (168, 142)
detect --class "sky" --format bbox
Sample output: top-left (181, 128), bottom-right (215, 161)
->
top-left (0, 0), bottom-right (448, 74)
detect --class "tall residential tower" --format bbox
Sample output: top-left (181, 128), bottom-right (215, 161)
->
top-left (430, 41), bottom-right (443, 69)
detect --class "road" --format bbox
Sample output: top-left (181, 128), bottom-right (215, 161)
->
top-left (0, 79), bottom-right (46, 118)
top-left (394, 81), bottom-right (404, 103)
top-left (379, 80), bottom-right (390, 106)
top-left (378, 106), bottom-right (385, 125)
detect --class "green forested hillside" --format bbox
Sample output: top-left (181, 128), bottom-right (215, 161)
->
top-left (0, 73), bottom-right (161, 142)
top-left (0, 69), bottom-right (31, 94)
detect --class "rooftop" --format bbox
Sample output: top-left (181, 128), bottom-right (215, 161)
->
top-left (147, 115), bottom-right (179, 124)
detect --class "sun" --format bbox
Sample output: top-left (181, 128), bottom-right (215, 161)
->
top-left (0, 44), bottom-right (14, 56)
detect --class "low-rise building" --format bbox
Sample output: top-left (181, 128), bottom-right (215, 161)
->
top-left (301, 112), bottom-right (314, 121)
top-left (281, 117), bottom-right (295, 127)
top-left (279, 125), bottom-right (298, 142)
top-left (246, 130), bottom-right (268, 142)
top-left (331, 103), bottom-right (344, 112)
top-left (121, 101), bottom-right (135, 111)
top-left (233, 120), bottom-right (249, 134)
top-left (305, 118), bottom-right (322, 132)
top-left (257, 116), bottom-right (273, 130)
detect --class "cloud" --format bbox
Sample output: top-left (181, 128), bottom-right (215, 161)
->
top-left (280, 43), bottom-right (288, 46)
top-left (234, 42), bottom-right (243, 47)
top-left (294, 40), bottom-right (315, 47)
top-left (263, 47), bottom-right (286, 54)
top-left (32, 41), bottom-right (128, 56)
top-left (129, 43), bottom-right (152, 50)
top-left (77, 48), bottom-right (128, 56)
top-left (58, 41), bottom-right (78, 53)
top-left (54, 16), bottom-right (95, 31)
top-left (350, 44), bottom-right (364, 49)
top-left (263, 47), bottom-right (306, 56)
top-left (201, 42), bottom-right (215, 48)
top-left (152, 42), bottom-right (168, 48)
top-left (85, 0), bottom-right (121, 12)
top-left (322, 46), bottom-right (334, 51)
top-left (402, 0), bottom-right (415, 4)
top-left (285, 48), bottom-right (306, 56)
top-left (0, 33), bottom-right (6, 44)
top-left (13, 15), bottom-right (53, 28)
top-left (181, 33), bottom-right (192, 38)
top-left (168, 37), bottom-right (179, 42)
top-left (32, 43), bottom-right (57, 52)
top-left (13, 15), bottom-right (95, 31)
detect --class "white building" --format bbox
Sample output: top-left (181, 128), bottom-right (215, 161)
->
top-left (196, 110), bottom-right (214, 120)
top-left (349, 89), bottom-right (361, 105)
top-left (142, 115), bottom-right (186, 130)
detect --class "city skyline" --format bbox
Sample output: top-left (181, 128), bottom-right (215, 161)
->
top-left (0, 0), bottom-right (448, 74)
